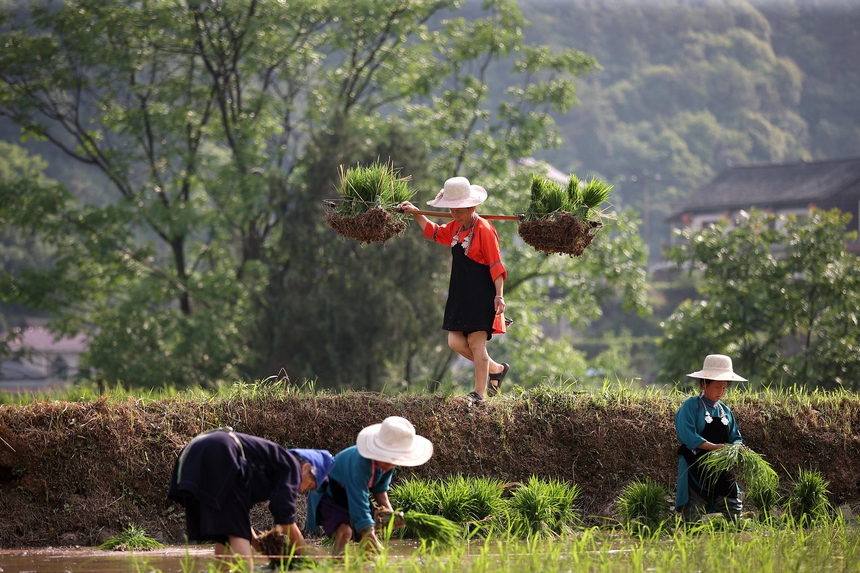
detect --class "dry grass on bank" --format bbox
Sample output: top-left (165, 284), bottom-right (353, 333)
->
top-left (1, 381), bottom-right (859, 547)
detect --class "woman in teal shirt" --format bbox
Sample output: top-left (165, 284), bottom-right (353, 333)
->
top-left (306, 416), bottom-right (433, 554)
top-left (675, 354), bottom-right (746, 521)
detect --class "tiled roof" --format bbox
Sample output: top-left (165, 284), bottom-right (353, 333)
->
top-left (670, 156), bottom-right (860, 217)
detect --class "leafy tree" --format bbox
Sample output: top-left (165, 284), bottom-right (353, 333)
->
top-left (0, 0), bottom-right (649, 390)
top-left (659, 208), bottom-right (860, 389)
top-left (780, 210), bottom-right (860, 388)
top-left (0, 141), bottom-right (55, 339)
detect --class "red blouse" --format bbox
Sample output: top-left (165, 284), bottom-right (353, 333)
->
top-left (423, 216), bottom-right (507, 283)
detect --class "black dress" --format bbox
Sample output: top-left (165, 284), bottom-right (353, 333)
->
top-left (442, 242), bottom-right (497, 336)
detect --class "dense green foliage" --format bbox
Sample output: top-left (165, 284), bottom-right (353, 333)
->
top-left (3, 0), bottom-right (859, 391)
top-left (0, 0), bottom-right (649, 390)
top-left (659, 208), bottom-right (860, 389)
top-left (520, 0), bottom-right (860, 255)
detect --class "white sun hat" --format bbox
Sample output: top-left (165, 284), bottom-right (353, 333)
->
top-left (686, 354), bottom-right (747, 382)
top-left (426, 176), bottom-right (488, 208)
top-left (356, 416), bottom-right (433, 466)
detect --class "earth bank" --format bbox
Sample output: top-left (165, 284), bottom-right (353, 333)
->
top-left (1, 389), bottom-right (858, 547)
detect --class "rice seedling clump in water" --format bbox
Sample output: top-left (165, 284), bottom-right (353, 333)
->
top-left (325, 160), bottom-right (415, 245)
top-left (389, 476), bottom-right (439, 515)
top-left (97, 524), bottom-right (165, 551)
top-left (616, 478), bottom-right (672, 534)
top-left (787, 468), bottom-right (831, 524)
top-left (256, 525), bottom-right (289, 557)
top-left (508, 476), bottom-right (581, 538)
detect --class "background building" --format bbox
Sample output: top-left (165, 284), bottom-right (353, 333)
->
top-left (667, 156), bottom-right (860, 251)
top-left (0, 327), bottom-right (88, 394)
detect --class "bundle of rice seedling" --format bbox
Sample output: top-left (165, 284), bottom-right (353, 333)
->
top-left (324, 159), bottom-right (415, 245)
top-left (507, 476), bottom-right (581, 538)
top-left (616, 478), bottom-right (672, 534)
top-left (697, 443), bottom-right (779, 512)
top-left (389, 476), bottom-right (439, 515)
top-left (97, 524), bottom-right (165, 551)
top-left (391, 475), bottom-right (506, 538)
top-left (517, 173), bottom-right (608, 257)
top-left (375, 507), bottom-right (460, 545)
top-left (787, 468), bottom-right (831, 524)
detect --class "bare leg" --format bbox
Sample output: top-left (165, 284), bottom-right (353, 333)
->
top-left (332, 523), bottom-right (353, 555)
top-left (214, 536), bottom-right (254, 566)
top-left (468, 331), bottom-right (507, 399)
top-left (448, 331), bottom-right (473, 360)
top-left (448, 331), bottom-right (504, 398)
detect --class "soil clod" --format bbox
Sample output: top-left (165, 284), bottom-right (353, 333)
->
top-left (517, 213), bottom-right (599, 257)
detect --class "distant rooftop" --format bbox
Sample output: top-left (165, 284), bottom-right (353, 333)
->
top-left (669, 156), bottom-right (860, 219)
top-left (2, 327), bottom-right (88, 353)
top-left (517, 157), bottom-right (569, 184)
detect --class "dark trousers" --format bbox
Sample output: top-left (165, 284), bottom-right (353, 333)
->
top-left (681, 486), bottom-right (742, 522)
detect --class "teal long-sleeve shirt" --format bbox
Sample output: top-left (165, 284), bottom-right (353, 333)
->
top-left (305, 445), bottom-right (394, 534)
top-left (674, 395), bottom-right (742, 509)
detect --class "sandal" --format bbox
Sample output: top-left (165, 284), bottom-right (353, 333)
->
top-left (487, 363), bottom-right (509, 397)
top-left (468, 391), bottom-right (483, 401)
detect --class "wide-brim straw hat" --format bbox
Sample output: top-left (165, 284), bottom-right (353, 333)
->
top-left (356, 416), bottom-right (433, 466)
top-left (686, 354), bottom-right (747, 382)
top-left (427, 176), bottom-right (488, 208)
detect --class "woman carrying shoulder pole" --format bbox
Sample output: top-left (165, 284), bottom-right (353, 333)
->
top-left (399, 176), bottom-right (510, 401)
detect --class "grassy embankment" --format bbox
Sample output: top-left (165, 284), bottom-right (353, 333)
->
top-left (1, 381), bottom-right (859, 548)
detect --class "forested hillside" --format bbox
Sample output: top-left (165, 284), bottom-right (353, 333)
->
top-left (519, 0), bottom-right (860, 255)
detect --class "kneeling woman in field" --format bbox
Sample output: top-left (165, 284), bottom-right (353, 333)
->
top-left (168, 428), bottom-right (334, 560)
top-left (675, 354), bottom-right (746, 521)
top-left (306, 416), bottom-right (433, 554)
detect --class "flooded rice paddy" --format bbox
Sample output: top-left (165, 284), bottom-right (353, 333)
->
top-left (0, 546), bottom-right (215, 573)
top-left (2, 526), bottom-right (859, 573)
top-left (0, 541), bottom-right (427, 573)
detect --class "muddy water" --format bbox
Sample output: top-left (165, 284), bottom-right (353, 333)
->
top-left (0, 541), bottom-right (427, 573)
top-left (0, 546), bottom-right (216, 573)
